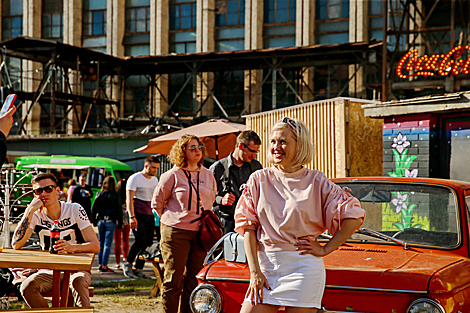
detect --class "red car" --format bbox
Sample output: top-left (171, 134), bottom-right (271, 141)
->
top-left (190, 177), bottom-right (470, 313)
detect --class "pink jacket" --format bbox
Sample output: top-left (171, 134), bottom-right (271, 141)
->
top-left (152, 165), bottom-right (217, 231)
top-left (235, 167), bottom-right (365, 252)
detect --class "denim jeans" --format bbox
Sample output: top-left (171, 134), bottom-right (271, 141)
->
top-left (98, 221), bottom-right (116, 266)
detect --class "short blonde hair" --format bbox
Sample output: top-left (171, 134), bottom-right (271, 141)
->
top-left (168, 134), bottom-right (208, 168)
top-left (267, 118), bottom-right (313, 168)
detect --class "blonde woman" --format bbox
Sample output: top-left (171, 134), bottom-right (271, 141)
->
top-left (235, 117), bottom-right (366, 313)
top-left (152, 134), bottom-right (217, 313)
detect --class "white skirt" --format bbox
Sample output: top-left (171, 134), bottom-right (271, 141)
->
top-left (245, 250), bottom-right (325, 308)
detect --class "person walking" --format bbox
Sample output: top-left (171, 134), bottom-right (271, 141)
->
top-left (235, 117), bottom-right (366, 313)
top-left (113, 178), bottom-right (131, 270)
top-left (210, 130), bottom-right (262, 234)
top-left (152, 134), bottom-right (216, 313)
top-left (91, 176), bottom-right (122, 273)
top-left (66, 178), bottom-right (77, 202)
top-left (123, 155), bottom-right (160, 279)
top-left (71, 174), bottom-right (93, 220)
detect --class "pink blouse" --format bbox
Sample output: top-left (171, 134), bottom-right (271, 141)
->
top-left (234, 167), bottom-right (365, 252)
top-left (152, 165), bottom-right (217, 231)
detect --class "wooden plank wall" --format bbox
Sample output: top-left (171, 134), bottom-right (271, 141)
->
top-left (348, 100), bottom-right (383, 176)
top-left (246, 99), bottom-right (345, 178)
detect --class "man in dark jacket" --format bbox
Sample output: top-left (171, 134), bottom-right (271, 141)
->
top-left (71, 174), bottom-right (94, 219)
top-left (209, 130), bottom-right (262, 234)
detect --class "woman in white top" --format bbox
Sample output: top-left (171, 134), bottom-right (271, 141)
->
top-left (235, 117), bottom-right (366, 313)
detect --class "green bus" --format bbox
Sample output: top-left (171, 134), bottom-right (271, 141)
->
top-left (15, 155), bottom-right (135, 203)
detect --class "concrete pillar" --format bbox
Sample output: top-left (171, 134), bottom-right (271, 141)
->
top-left (296, 0), bottom-right (315, 103)
top-left (196, 0), bottom-right (215, 118)
top-left (22, 0), bottom-right (42, 135)
top-left (107, 0), bottom-right (125, 57)
top-left (107, 0), bottom-right (125, 121)
top-left (63, 0), bottom-right (82, 134)
top-left (348, 0), bottom-right (367, 98)
top-left (244, 0), bottom-right (263, 114)
top-left (151, 0), bottom-right (170, 118)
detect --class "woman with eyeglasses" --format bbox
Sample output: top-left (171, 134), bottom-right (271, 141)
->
top-left (234, 117), bottom-right (365, 313)
top-left (151, 134), bottom-right (217, 313)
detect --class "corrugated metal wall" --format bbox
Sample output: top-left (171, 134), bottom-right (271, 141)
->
top-left (246, 98), bottom-right (349, 178)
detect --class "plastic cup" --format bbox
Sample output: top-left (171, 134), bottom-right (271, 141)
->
top-left (0, 236), bottom-right (4, 252)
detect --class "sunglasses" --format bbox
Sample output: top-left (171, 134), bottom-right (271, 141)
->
top-left (188, 144), bottom-right (204, 151)
top-left (280, 117), bottom-right (301, 134)
top-left (33, 185), bottom-right (57, 195)
top-left (243, 143), bottom-right (258, 154)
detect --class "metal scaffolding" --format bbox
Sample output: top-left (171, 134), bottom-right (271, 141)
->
top-left (0, 36), bottom-right (383, 135)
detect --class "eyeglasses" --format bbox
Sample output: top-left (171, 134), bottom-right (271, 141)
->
top-left (188, 144), bottom-right (204, 151)
top-left (243, 143), bottom-right (258, 154)
top-left (279, 117), bottom-right (301, 134)
top-left (33, 185), bottom-right (57, 195)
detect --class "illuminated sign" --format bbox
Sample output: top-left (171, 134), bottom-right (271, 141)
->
top-left (396, 45), bottom-right (470, 79)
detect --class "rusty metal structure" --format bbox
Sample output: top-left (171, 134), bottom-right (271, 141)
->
top-left (384, 0), bottom-right (470, 100)
top-left (0, 36), bottom-right (382, 135)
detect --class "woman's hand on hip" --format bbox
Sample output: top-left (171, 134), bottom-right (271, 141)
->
top-left (246, 270), bottom-right (270, 305)
top-left (294, 236), bottom-right (327, 257)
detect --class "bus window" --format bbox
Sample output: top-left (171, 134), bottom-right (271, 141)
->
top-left (90, 168), bottom-right (105, 188)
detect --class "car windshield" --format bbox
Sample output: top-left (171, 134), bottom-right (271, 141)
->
top-left (335, 182), bottom-right (460, 248)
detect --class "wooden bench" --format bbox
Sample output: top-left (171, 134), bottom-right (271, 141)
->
top-left (138, 256), bottom-right (164, 296)
top-left (4, 307), bottom-right (94, 312)
top-left (7, 287), bottom-right (94, 308)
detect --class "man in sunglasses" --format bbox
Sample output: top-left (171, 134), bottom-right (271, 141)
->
top-left (210, 130), bottom-right (262, 234)
top-left (11, 172), bottom-right (99, 308)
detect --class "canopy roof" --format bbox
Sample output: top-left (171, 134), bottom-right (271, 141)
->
top-left (1, 36), bottom-right (382, 76)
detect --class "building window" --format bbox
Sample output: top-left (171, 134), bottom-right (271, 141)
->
top-left (213, 70), bottom-right (245, 114)
top-left (263, 0), bottom-right (296, 48)
top-left (42, 0), bottom-right (63, 40)
top-left (2, 0), bottom-right (22, 40)
top-left (215, 0), bottom-right (245, 52)
top-left (124, 75), bottom-right (150, 118)
top-left (169, 0), bottom-right (197, 53)
top-left (124, 0), bottom-right (150, 57)
top-left (315, 0), bottom-right (349, 45)
top-left (126, 6), bottom-right (150, 34)
top-left (82, 0), bottom-right (107, 53)
top-left (262, 68), bottom-right (298, 110)
top-left (169, 73), bottom-right (194, 115)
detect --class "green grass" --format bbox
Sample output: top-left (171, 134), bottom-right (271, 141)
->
top-left (91, 279), bottom-right (156, 296)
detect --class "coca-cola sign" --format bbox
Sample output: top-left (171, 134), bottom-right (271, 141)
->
top-left (396, 45), bottom-right (470, 78)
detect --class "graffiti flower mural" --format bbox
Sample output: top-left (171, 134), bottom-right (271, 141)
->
top-left (391, 133), bottom-right (411, 154)
top-left (391, 192), bottom-right (408, 213)
top-left (388, 132), bottom-right (422, 230)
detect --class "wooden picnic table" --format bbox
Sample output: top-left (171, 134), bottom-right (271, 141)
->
top-left (0, 249), bottom-right (95, 307)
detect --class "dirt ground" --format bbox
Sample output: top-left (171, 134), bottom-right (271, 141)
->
top-left (91, 289), bottom-right (163, 313)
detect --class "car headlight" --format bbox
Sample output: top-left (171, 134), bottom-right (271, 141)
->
top-left (407, 298), bottom-right (445, 313)
top-left (190, 284), bottom-right (222, 313)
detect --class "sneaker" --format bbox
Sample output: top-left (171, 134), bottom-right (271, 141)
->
top-left (98, 265), bottom-right (102, 271)
top-left (112, 264), bottom-right (121, 270)
top-left (133, 270), bottom-right (151, 279)
top-left (123, 262), bottom-right (134, 278)
top-left (100, 267), bottom-right (114, 273)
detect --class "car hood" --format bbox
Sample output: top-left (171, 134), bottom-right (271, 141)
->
top-left (202, 245), bottom-right (467, 293)
top-left (323, 246), bottom-right (466, 292)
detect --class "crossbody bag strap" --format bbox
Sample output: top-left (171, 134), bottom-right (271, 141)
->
top-left (183, 170), bottom-right (201, 214)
